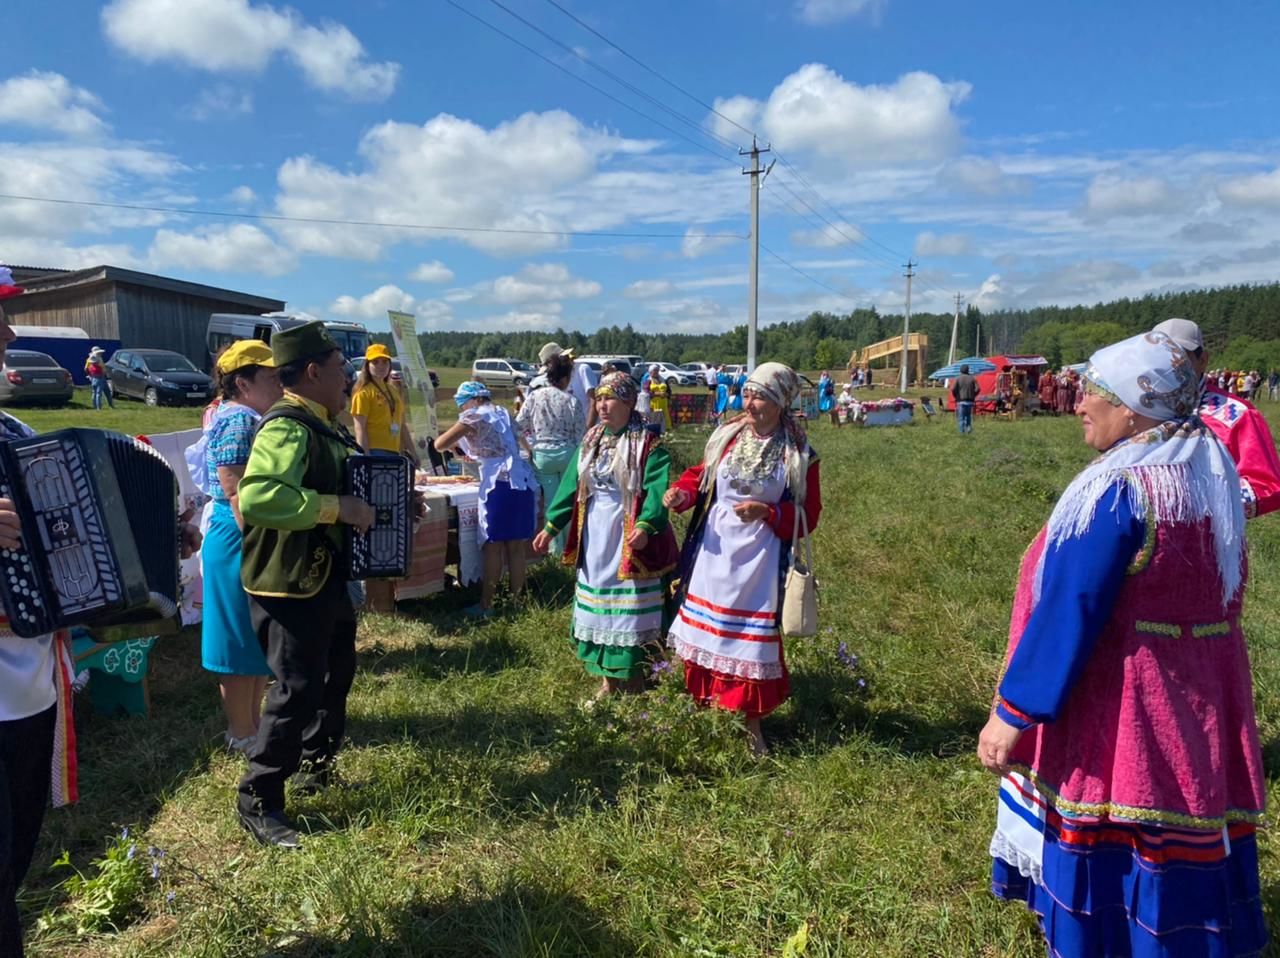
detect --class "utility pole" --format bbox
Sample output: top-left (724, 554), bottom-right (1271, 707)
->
top-left (975, 320), bottom-right (981, 358)
top-left (948, 292), bottom-right (964, 367)
top-left (899, 260), bottom-right (916, 392)
top-left (741, 137), bottom-right (773, 375)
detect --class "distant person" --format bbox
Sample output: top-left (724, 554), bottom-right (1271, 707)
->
top-left (919, 396), bottom-right (938, 421)
top-left (1154, 318), bottom-right (1280, 518)
top-left (951, 364), bottom-right (979, 434)
top-left (84, 346), bottom-right (114, 410)
top-left (350, 344), bottom-right (414, 462)
top-left (1055, 369), bottom-right (1074, 414)
top-left (1037, 369), bottom-right (1057, 414)
top-left (646, 366), bottom-right (671, 432)
top-left (515, 352), bottom-right (583, 558)
top-left (864, 365), bottom-right (873, 388)
top-left (818, 371), bottom-right (837, 425)
top-left (1269, 368), bottom-right (1279, 401)
top-left (538, 342), bottom-right (598, 430)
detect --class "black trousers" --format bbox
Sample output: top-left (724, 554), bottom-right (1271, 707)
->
top-left (1, 705), bottom-right (55, 958)
top-left (237, 581), bottom-right (357, 814)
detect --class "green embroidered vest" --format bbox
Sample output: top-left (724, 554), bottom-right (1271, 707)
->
top-left (240, 400), bottom-right (357, 599)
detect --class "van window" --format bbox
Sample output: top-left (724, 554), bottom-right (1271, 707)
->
top-left (253, 324), bottom-right (274, 343)
top-left (208, 331), bottom-right (237, 356)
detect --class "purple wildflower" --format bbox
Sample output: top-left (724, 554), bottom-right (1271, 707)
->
top-left (166, 891), bottom-right (176, 904)
top-left (650, 659), bottom-right (672, 675)
top-left (149, 846), bottom-right (165, 859)
top-left (835, 642), bottom-right (859, 671)
top-left (857, 678), bottom-right (868, 690)
top-left (151, 862), bottom-right (161, 880)
top-left (120, 826), bottom-right (130, 840)
top-left (637, 711), bottom-right (650, 722)
top-left (126, 844), bottom-right (137, 860)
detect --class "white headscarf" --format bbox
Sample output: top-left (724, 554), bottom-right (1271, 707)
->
top-left (1042, 331), bottom-right (1244, 607)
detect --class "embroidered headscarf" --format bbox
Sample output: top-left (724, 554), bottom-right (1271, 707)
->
top-left (1043, 331), bottom-right (1243, 606)
top-left (700, 361), bottom-right (810, 501)
top-left (595, 371), bottom-right (638, 404)
top-left (454, 380), bottom-right (491, 406)
top-left (576, 371), bottom-right (647, 502)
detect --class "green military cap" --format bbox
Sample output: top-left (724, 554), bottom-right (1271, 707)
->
top-left (271, 321), bottom-right (341, 367)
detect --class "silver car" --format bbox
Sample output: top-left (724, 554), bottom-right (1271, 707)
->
top-left (0, 350), bottom-right (74, 406)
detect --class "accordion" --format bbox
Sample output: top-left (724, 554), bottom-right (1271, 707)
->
top-left (0, 428), bottom-right (180, 640)
top-left (345, 454), bottom-right (413, 579)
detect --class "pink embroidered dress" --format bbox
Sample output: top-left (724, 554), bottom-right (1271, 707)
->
top-left (991, 460), bottom-right (1267, 956)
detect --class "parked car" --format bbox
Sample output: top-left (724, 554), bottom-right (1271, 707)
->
top-left (641, 361), bottom-right (697, 387)
top-left (0, 350), bottom-right (74, 406)
top-left (207, 312), bottom-right (370, 367)
top-left (106, 349), bottom-right (214, 406)
top-left (472, 357), bottom-right (536, 388)
top-left (679, 362), bottom-right (713, 375)
top-left (351, 357), bottom-right (440, 390)
top-left (576, 356), bottom-right (634, 377)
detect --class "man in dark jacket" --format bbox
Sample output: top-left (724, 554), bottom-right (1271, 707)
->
top-left (952, 365), bottom-right (979, 434)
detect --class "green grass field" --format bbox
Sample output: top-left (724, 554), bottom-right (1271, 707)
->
top-left (17, 395), bottom-right (1280, 957)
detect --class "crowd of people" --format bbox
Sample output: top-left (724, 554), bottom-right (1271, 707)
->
top-left (0, 269), bottom-right (1277, 955)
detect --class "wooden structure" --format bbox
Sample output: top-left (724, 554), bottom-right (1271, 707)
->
top-left (850, 333), bottom-right (929, 387)
top-left (2, 265), bottom-right (283, 369)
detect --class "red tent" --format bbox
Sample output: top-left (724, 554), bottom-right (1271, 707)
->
top-left (944, 354), bottom-right (1048, 411)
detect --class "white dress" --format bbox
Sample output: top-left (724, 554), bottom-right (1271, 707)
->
top-left (668, 458), bottom-right (786, 680)
top-left (573, 446), bottom-right (663, 649)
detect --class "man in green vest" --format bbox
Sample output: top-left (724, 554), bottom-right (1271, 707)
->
top-left (235, 321), bottom-right (375, 848)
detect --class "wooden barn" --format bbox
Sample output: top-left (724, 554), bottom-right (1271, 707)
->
top-left (2, 265), bottom-right (285, 369)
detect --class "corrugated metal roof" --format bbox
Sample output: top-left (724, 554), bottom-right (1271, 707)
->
top-left (11, 264), bottom-right (283, 310)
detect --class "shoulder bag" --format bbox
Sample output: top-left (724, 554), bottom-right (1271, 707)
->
top-left (781, 500), bottom-right (818, 637)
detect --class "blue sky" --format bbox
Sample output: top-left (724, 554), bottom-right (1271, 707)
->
top-left (3, 0), bottom-right (1279, 334)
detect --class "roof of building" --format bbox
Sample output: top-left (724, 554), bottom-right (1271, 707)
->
top-left (3, 264), bottom-right (284, 311)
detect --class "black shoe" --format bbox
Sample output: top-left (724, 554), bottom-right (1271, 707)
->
top-left (238, 808), bottom-right (302, 849)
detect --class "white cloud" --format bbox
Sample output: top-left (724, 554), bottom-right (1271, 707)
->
top-left (796, 0), bottom-right (886, 25)
top-left (1218, 168), bottom-right (1280, 208)
top-left (0, 71), bottom-right (107, 136)
top-left (226, 185), bottom-right (257, 206)
top-left (939, 156), bottom-right (1026, 196)
top-left (790, 224), bottom-right (852, 248)
top-left (1083, 175), bottom-right (1186, 220)
top-left (272, 110), bottom-right (646, 260)
top-left (330, 285), bottom-right (454, 325)
top-left (646, 296), bottom-right (734, 333)
top-left (489, 263), bottom-right (601, 304)
top-left (623, 279), bottom-right (675, 299)
top-left (681, 227), bottom-right (737, 259)
top-left (147, 223), bottom-right (296, 275)
top-left (970, 273), bottom-right (1004, 310)
top-left (409, 260), bottom-right (454, 284)
top-left (186, 83), bottom-right (253, 121)
top-left (713, 65), bottom-right (970, 167)
top-left (914, 231), bottom-right (973, 257)
top-left (102, 0), bottom-right (398, 100)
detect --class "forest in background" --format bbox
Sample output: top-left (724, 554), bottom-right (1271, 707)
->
top-left (389, 282), bottom-right (1280, 374)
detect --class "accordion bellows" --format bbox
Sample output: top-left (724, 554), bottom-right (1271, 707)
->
top-left (346, 454), bottom-right (413, 580)
top-left (0, 428), bottom-right (180, 640)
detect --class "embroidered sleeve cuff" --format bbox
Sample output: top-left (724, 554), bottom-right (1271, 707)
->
top-left (543, 522), bottom-right (559, 537)
top-left (635, 520), bottom-right (657, 535)
top-left (995, 698), bottom-right (1035, 731)
top-left (317, 495), bottom-right (340, 525)
top-left (1241, 478), bottom-right (1258, 519)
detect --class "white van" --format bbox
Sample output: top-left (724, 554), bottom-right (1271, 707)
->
top-left (206, 313), bottom-right (370, 368)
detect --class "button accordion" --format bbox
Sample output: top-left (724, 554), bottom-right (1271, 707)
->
top-left (345, 454), bottom-right (413, 579)
top-left (0, 428), bottom-right (181, 640)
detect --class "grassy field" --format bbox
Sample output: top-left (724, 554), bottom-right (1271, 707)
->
top-left (16, 395), bottom-right (1280, 956)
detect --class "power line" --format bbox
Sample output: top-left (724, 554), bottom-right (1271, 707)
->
top-left (478, 0), bottom-right (742, 155)
top-left (0, 193), bottom-right (747, 241)
top-left (537, 0), bottom-right (757, 142)
top-left (759, 243), bottom-right (860, 303)
top-left (443, 0), bottom-right (738, 166)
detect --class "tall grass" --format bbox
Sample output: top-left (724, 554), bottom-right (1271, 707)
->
top-left (20, 403), bottom-right (1280, 956)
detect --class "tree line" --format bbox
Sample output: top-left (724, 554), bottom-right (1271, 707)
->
top-left (380, 282), bottom-right (1280, 373)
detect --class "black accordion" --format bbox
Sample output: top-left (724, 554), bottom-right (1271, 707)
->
top-left (0, 428), bottom-right (180, 640)
top-left (345, 454), bottom-right (413, 579)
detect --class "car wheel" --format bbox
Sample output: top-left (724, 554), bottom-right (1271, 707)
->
top-left (514, 377), bottom-right (527, 387)
top-left (144, 387), bottom-right (159, 407)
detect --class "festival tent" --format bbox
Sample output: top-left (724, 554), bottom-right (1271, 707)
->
top-left (928, 356), bottom-right (995, 380)
top-left (940, 354), bottom-right (1047, 410)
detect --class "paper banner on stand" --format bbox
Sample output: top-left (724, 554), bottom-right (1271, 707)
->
top-left (387, 310), bottom-right (438, 460)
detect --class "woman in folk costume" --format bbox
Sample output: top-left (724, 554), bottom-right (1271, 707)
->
top-left (1037, 368), bottom-right (1057, 414)
top-left (434, 381), bottom-right (538, 617)
top-left (533, 372), bottom-right (675, 696)
top-left (663, 363), bottom-right (822, 756)
top-left (645, 365), bottom-right (671, 432)
top-left (979, 331), bottom-right (1267, 958)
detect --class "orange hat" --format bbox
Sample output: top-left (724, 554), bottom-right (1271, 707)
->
top-left (365, 343), bottom-right (393, 362)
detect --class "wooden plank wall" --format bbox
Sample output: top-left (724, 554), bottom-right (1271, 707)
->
top-left (2, 284), bottom-right (121, 338)
top-left (114, 284), bottom-right (266, 369)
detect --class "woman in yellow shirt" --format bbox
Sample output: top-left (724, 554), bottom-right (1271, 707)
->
top-left (350, 344), bottom-right (415, 461)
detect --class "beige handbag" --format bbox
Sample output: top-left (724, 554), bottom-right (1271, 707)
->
top-left (781, 499), bottom-right (817, 637)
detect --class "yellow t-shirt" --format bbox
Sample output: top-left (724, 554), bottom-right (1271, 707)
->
top-left (349, 382), bottom-right (403, 453)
